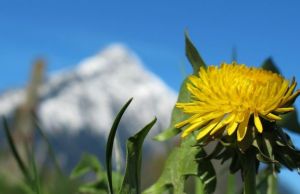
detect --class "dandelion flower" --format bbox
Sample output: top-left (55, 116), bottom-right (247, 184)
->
top-left (175, 63), bottom-right (300, 142)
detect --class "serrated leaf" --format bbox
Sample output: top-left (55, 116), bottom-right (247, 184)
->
top-left (261, 58), bottom-right (281, 74)
top-left (119, 118), bottom-right (157, 194)
top-left (106, 98), bottom-right (133, 194)
top-left (144, 136), bottom-right (216, 194)
top-left (70, 154), bottom-right (102, 179)
top-left (185, 31), bottom-right (207, 75)
top-left (154, 78), bottom-right (190, 141)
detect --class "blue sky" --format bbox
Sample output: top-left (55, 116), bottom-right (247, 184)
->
top-left (0, 0), bottom-right (300, 192)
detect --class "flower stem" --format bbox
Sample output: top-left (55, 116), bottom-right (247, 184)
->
top-left (242, 149), bottom-right (256, 194)
top-left (267, 172), bottom-right (277, 194)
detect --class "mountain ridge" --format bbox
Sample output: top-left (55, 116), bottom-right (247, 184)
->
top-left (0, 44), bottom-right (177, 166)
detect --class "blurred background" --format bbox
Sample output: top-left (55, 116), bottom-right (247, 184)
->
top-left (0, 0), bottom-right (299, 193)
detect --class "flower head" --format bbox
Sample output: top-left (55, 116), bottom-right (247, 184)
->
top-left (176, 62), bottom-right (300, 142)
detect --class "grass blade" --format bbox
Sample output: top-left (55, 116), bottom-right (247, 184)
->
top-left (106, 98), bottom-right (133, 194)
top-left (32, 113), bottom-right (63, 175)
top-left (2, 117), bottom-right (31, 184)
top-left (30, 147), bottom-right (41, 194)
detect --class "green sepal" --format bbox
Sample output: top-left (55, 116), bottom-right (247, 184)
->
top-left (277, 108), bottom-right (300, 133)
top-left (237, 125), bottom-right (255, 153)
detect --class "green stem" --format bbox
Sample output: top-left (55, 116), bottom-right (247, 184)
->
top-left (267, 173), bottom-right (277, 194)
top-left (242, 149), bottom-right (256, 194)
top-left (195, 177), bottom-right (204, 194)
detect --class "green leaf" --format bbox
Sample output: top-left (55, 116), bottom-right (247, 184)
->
top-left (106, 98), bottom-right (133, 194)
top-left (154, 32), bottom-right (207, 141)
top-left (119, 118), bottom-right (157, 194)
top-left (153, 78), bottom-right (191, 141)
top-left (30, 148), bottom-right (41, 194)
top-left (185, 31), bottom-right (206, 75)
top-left (144, 136), bottom-right (216, 194)
top-left (153, 127), bottom-right (181, 142)
top-left (71, 154), bottom-right (102, 179)
top-left (261, 58), bottom-right (281, 74)
top-left (277, 108), bottom-right (300, 133)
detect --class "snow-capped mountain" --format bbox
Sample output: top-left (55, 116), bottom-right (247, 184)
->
top-left (0, 44), bottom-right (177, 167)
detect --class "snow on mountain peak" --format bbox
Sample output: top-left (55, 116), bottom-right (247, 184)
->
top-left (0, 44), bottom-right (177, 139)
top-left (76, 43), bottom-right (139, 78)
top-left (0, 43), bottom-right (178, 167)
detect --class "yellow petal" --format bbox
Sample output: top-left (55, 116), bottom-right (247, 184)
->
top-left (226, 121), bottom-right (239, 136)
top-left (275, 107), bottom-right (295, 113)
top-left (181, 120), bottom-right (208, 138)
top-left (175, 114), bottom-right (200, 128)
top-left (254, 112), bottom-right (263, 133)
top-left (266, 113), bottom-right (282, 121)
top-left (284, 90), bottom-right (300, 105)
top-left (196, 117), bottom-right (222, 140)
top-left (285, 78), bottom-right (296, 98)
top-left (210, 114), bottom-right (235, 135)
top-left (237, 112), bottom-right (250, 141)
top-left (175, 120), bottom-right (189, 129)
